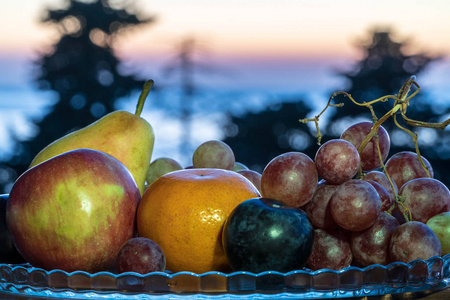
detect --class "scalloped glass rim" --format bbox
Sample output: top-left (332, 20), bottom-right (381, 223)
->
top-left (1, 254), bottom-right (449, 299)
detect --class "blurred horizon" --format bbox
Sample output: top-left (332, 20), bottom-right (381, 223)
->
top-left (1, 0), bottom-right (450, 166)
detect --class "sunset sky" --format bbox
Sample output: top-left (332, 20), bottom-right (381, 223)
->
top-left (2, 0), bottom-right (450, 89)
top-left (1, 0), bottom-right (450, 163)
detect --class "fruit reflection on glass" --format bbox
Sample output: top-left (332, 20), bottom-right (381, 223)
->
top-left (136, 168), bottom-right (260, 274)
top-left (6, 149), bottom-right (141, 272)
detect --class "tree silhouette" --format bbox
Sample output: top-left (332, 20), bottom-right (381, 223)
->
top-left (0, 0), bottom-right (155, 192)
top-left (224, 27), bottom-right (450, 186)
top-left (166, 38), bottom-right (197, 157)
top-left (322, 27), bottom-right (449, 185)
top-left (325, 27), bottom-right (440, 136)
top-left (161, 37), bottom-right (217, 158)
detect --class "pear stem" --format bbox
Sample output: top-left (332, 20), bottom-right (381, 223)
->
top-left (135, 79), bottom-right (154, 117)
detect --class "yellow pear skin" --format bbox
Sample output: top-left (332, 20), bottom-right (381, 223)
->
top-left (29, 80), bottom-right (155, 196)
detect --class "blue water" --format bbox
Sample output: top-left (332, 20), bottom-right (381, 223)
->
top-left (0, 82), bottom-right (330, 166)
top-left (1, 56), bottom-right (450, 166)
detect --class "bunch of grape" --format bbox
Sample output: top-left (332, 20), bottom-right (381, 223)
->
top-left (147, 124), bottom-right (449, 272)
top-left (260, 120), bottom-right (450, 270)
top-left (141, 77), bottom-right (450, 274)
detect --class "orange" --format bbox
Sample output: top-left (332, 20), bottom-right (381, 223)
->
top-left (136, 168), bottom-right (260, 274)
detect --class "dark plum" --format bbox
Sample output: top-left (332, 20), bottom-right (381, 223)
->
top-left (222, 198), bottom-right (314, 273)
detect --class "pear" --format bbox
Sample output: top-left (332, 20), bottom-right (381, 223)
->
top-left (29, 80), bottom-right (155, 196)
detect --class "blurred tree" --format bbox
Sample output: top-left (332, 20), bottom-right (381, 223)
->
top-left (162, 37), bottom-right (219, 158)
top-left (224, 100), bottom-right (315, 172)
top-left (325, 27), bottom-right (440, 136)
top-left (224, 27), bottom-right (450, 186)
top-left (0, 0), bottom-right (155, 192)
top-left (323, 27), bottom-right (449, 184)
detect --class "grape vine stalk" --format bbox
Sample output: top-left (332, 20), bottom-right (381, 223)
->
top-left (300, 76), bottom-right (450, 221)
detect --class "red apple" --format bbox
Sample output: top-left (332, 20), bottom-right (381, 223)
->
top-left (6, 149), bottom-right (141, 273)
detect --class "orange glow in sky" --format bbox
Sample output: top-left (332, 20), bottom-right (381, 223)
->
top-left (2, 0), bottom-right (450, 60)
top-left (116, 0), bottom-right (450, 59)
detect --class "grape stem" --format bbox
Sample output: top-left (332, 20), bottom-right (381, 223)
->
top-left (300, 76), bottom-right (450, 221)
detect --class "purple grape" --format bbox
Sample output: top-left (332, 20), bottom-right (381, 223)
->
top-left (261, 152), bottom-right (318, 207)
top-left (365, 180), bottom-right (394, 212)
top-left (389, 221), bottom-right (441, 263)
top-left (351, 212), bottom-right (399, 266)
top-left (307, 228), bottom-right (352, 271)
top-left (363, 170), bottom-right (398, 203)
top-left (192, 140), bottom-right (235, 170)
top-left (399, 178), bottom-right (450, 223)
top-left (385, 151), bottom-right (433, 189)
top-left (315, 139), bottom-right (360, 185)
top-left (340, 121), bottom-right (390, 171)
top-left (116, 237), bottom-right (166, 274)
top-left (330, 179), bottom-right (381, 231)
top-left (303, 180), bottom-right (339, 230)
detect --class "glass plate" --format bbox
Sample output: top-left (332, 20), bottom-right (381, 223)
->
top-left (1, 254), bottom-right (449, 299)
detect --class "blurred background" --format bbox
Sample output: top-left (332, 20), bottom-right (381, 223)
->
top-left (0, 0), bottom-right (449, 193)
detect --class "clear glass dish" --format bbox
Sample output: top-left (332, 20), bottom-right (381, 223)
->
top-left (0, 254), bottom-right (449, 299)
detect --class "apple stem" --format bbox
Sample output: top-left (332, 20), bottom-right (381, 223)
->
top-left (135, 79), bottom-right (154, 117)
